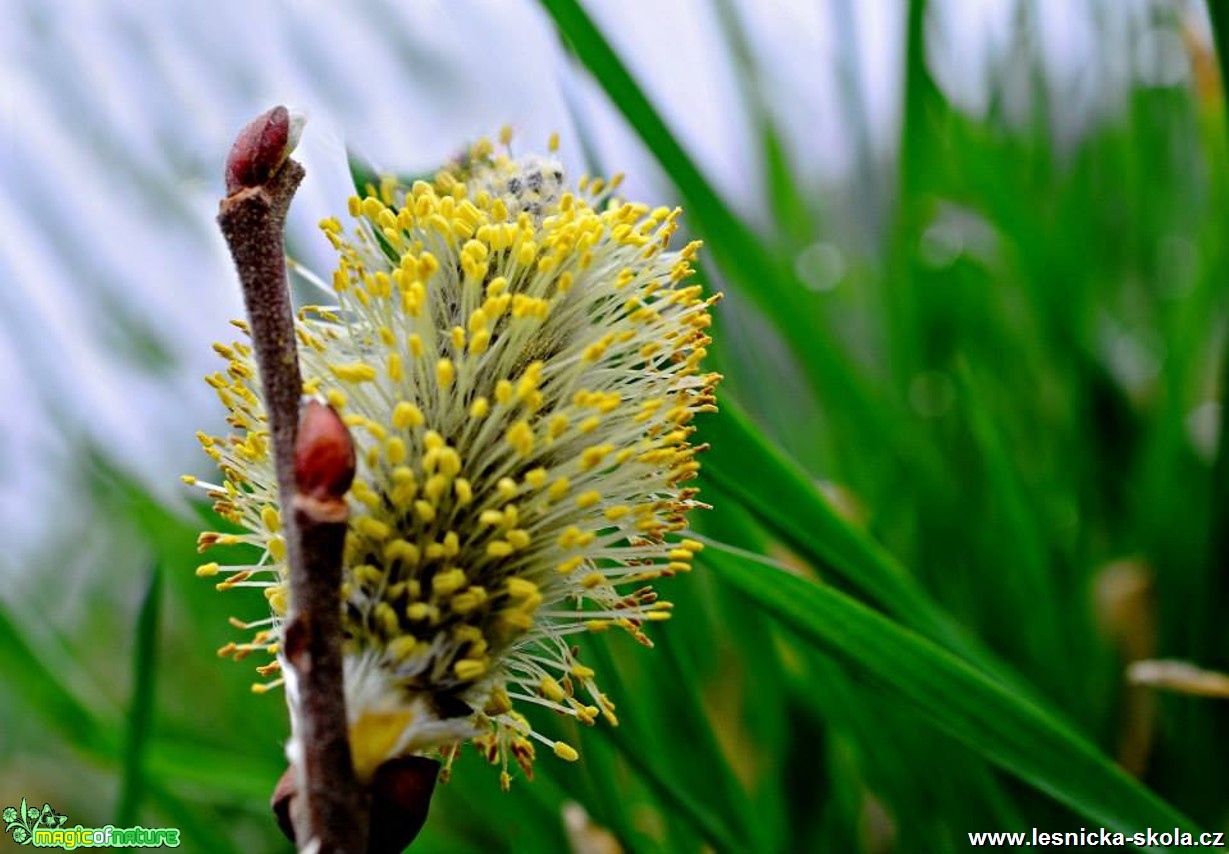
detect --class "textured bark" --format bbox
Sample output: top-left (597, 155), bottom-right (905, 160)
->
top-left (217, 110), bottom-right (367, 854)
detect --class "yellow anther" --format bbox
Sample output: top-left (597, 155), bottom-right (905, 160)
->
top-left (269, 536), bottom-right (286, 562)
top-left (469, 329), bottom-right (491, 355)
top-left (387, 636), bottom-right (419, 661)
top-left (540, 676), bottom-right (566, 702)
top-left (578, 416), bottom-right (601, 434)
top-left (451, 586), bottom-right (488, 614)
top-left (424, 474), bottom-right (449, 502)
top-left (480, 509), bottom-right (505, 526)
top-left (393, 402), bottom-right (425, 429)
top-left (360, 197), bottom-right (385, 220)
top-left (495, 380), bottom-right (514, 405)
top-left (442, 531), bottom-right (460, 557)
top-left (548, 131), bottom-right (560, 152)
top-left (548, 414), bottom-right (569, 438)
top-left (581, 572), bottom-right (605, 589)
top-left (414, 500), bottom-right (436, 522)
top-left (455, 659), bottom-right (488, 681)
top-left (553, 742), bottom-right (579, 762)
top-left (576, 491), bottom-right (601, 509)
top-left (424, 431), bottom-right (444, 452)
top-left (497, 477), bottom-right (518, 499)
top-left (386, 437), bottom-right (407, 465)
top-left (487, 540), bottom-right (514, 557)
top-left (195, 562), bottom-right (220, 577)
top-left (468, 308), bottom-right (489, 335)
top-left (387, 353), bottom-right (403, 382)
top-left (547, 477), bottom-right (570, 501)
top-left (356, 564), bottom-right (384, 587)
top-left (438, 448), bottom-right (462, 477)
top-left (390, 467), bottom-right (418, 502)
top-left (355, 517), bottom-right (391, 540)
top-left (384, 540), bottom-right (421, 566)
top-left (557, 556), bottom-right (584, 575)
top-left (470, 397), bottom-right (490, 418)
top-left (454, 478), bottom-right (473, 505)
top-left (507, 529), bottom-right (531, 550)
top-left (436, 359), bottom-right (455, 388)
top-left (506, 578), bottom-right (539, 600)
top-left (331, 362), bottom-right (378, 383)
top-left (501, 611), bottom-right (533, 632)
top-left (484, 686), bottom-right (513, 716)
top-left (375, 601), bottom-right (400, 635)
top-left (261, 506), bottom-right (281, 532)
top-left (524, 468), bottom-right (547, 488)
top-left (506, 420), bottom-right (534, 456)
top-left (409, 334), bottom-right (424, 356)
top-left (326, 388), bottom-right (347, 409)
top-left (433, 568), bottom-right (467, 596)
top-left (580, 445), bottom-right (612, 471)
top-left (604, 505), bottom-right (630, 521)
top-left (407, 602), bottom-right (434, 621)
top-left (516, 241), bottom-right (537, 266)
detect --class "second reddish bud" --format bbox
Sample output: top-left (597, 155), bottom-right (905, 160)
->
top-left (295, 399), bottom-right (356, 503)
top-left (224, 105), bottom-right (302, 195)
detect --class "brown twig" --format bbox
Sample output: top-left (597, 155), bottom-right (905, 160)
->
top-left (217, 106), bottom-right (368, 854)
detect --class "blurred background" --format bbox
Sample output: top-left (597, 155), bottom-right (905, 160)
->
top-left (3, 0), bottom-right (1228, 851)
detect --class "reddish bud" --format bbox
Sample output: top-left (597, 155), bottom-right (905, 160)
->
top-left (225, 105), bottom-right (301, 195)
top-left (295, 399), bottom-right (356, 502)
top-left (270, 758), bottom-right (439, 852)
top-left (368, 757), bottom-right (440, 854)
top-left (271, 766), bottom-right (297, 843)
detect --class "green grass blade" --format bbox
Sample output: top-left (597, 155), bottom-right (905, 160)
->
top-left (587, 713), bottom-right (745, 852)
top-left (116, 564), bottom-right (163, 825)
top-left (144, 780), bottom-right (245, 854)
top-left (703, 548), bottom-right (1197, 843)
top-left (144, 741), bottom-right (284, 803)
top-left (0, 601), bottom-right (119, 761)
top-left (950, 360), bottom-right (1070, 688)
top-left (1200, 0), bottom-right (1229, 672)
top-left (709, 0), bottom-right (817, 249)
top-left (539, 0), bottom-right (886, 435)
top-left (701, 401), bottom-right (981, 660)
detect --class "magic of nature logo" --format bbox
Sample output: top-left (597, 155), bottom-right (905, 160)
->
top-left (2, 798), bottom-right (180, 848)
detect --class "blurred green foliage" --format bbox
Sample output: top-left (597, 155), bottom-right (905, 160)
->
top-left (4, 1), bottom-right (1229, 851)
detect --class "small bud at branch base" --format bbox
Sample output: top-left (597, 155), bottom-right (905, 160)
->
top-left (367, 756), bottom-right (440, 854)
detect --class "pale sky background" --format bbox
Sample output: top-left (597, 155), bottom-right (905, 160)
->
top-left (0, 0), bottom-right (1195, 572)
